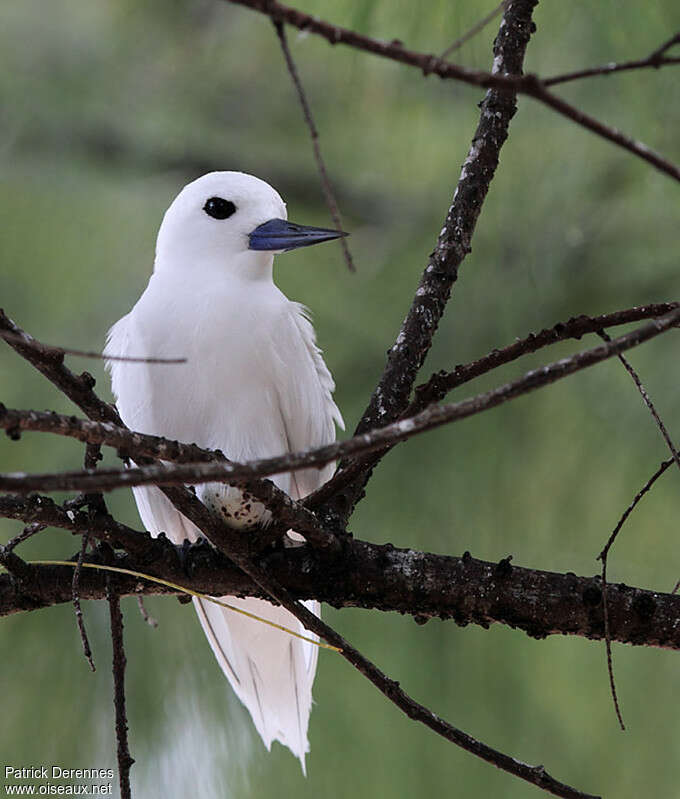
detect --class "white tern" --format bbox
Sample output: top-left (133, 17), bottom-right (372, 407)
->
top-left (106, 171), bottom-right (345, 772)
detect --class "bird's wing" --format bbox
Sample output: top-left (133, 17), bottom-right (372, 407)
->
top-left (276, 302), bottom-right (344, 498)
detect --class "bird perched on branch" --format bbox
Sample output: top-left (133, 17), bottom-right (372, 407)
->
top-left (106, 171), bottom-right (345, 772)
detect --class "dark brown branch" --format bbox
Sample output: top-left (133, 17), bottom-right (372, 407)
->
top-left (73, 532), bottom-right (96, 672)
top-left (0, 309), bottom-right (124, 426)
top-left (440, 1), bottom-right (506, 59)
top-left (412, 303), bottom-right (680, 411)
top-left (4, 522), bottom-right (45, 553)
top-left (273, 20), bottom-right (354, 272)
top-left (2, 536), bottom-right (680, 651)
top-left (5, 309), bottom-right (680, 497)
top-left (5, 305), bottom-right (677, 451)
top-left (328, 0), bottom-right (538, 525)
top-left (544, 32), bottom-right (680, 86)
top-left (224, 0), bottom-right (680, 182)
top-left (0, 493), bottom-right (152, 556)
top-left (313, 303), bottom-right (680, 505)
top-left (72, 443), bottom-right (105, 672)
top-left (107, 581), bottom-right (134, 799)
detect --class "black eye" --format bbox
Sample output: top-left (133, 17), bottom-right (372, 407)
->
top-left (203, 197), bottom-right (236, 220)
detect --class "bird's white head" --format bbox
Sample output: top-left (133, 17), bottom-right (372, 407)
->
top-left (154, 171), bottom-right (345, 282)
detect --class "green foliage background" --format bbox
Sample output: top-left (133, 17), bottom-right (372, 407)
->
top-left (1, 1), bottom-right (679, 796)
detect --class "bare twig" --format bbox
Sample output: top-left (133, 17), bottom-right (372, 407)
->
top-left (599, 557), bottom-right (625, 730)
top-left (313, 303), bottom-right (680, 504)
top-left (107, 581), bottom-right (134, 799)
top-left (440, 1), bottom-right (506, 59)
top-left (599, 458), bottom-right (673, 567)
top-left (72, 442), bottom-right (106, 671)
top-left (545, 32), bottom-right (680, 86)
top-left (4, 522), bottom-right (45, 553)
top-left (595, 328), bottom-right (680, 730)
top-left (412, 303), bottom-right (680, 411)
top-left (0, 493), bottom-right (152, 556)
top-left (72, 532), bottom-right (96, 672)
top-left (273, 20), bottom-right (354, 272)
top-left (224, 0), bottom-right (680, 182)
top-left (4, 309), bottom-right (680, 497)
top-left (136, 595), bottom-right (158, 628)
top-left (0, 329), bottom-right (186, 363)
top-left (598, 330), bottom-right (680, 472)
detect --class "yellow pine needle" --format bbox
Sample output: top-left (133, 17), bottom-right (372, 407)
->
top-left (14, 559), bottom-right (341, 653)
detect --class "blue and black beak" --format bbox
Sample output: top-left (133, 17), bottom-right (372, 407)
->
top-left (249, 218), bottom-right (347, 253)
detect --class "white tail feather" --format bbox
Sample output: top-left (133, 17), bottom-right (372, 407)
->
top-left (194, 594), bottom-right (320, 773)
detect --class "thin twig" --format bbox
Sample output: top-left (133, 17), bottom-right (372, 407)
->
top-left (595, 328), bottom-right (680, 729)
top-left (72, 443), bottom-right (106, 671)
top-left (72, 533), bottom-right (96, 672)
top-left (440, 1), bottom-right (506, 59)
top-left (107, 580), bottom-right (134, 799)
top-left (598, 330), bottom-right (680, 472)
top-left (599, 557), bottom-right (625, 730)
top-left (599, 459), bottom-right (673, 566)
top-left (4, 522), bottom-right (45, 552)
top-left (136, 595), bottom-right (158, 628)
top-left (545, 32), bottom-right (680, 86)
top-left (273, 20), bottom-right (354, 272)
top-left (596, 458), bottom-right (673, 721)
top-left (0, 329), bottom-right (186, 363)
top-left (4, 309), bottom-right (680, 496)
top-left (224, 0), bottom-right (680, 183)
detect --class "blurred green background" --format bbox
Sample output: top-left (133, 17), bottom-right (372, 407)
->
top-left (1, 1), bottom-right (680, 796)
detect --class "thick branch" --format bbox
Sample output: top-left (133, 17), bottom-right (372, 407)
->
top-left (1, 538), bottom-right (679, 654)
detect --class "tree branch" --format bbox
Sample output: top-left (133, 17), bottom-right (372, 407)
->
top-left (544, 32), bottom-right (680, 86)
top-left (224, 0), bottom-right (680, 182)
top-left (1, 538), bottom-right (679, 654)
top-left (107, 580), bottom-right (134, 799)
top-left (4, 308), bottom-right (679, 496)
top-left (273, 20), bottom-right (354, 272)
top-left (312, 302), bottom-right (680, 504)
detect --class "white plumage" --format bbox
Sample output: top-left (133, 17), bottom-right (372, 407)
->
top-left (106, 171), bottom-right (344, 771)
